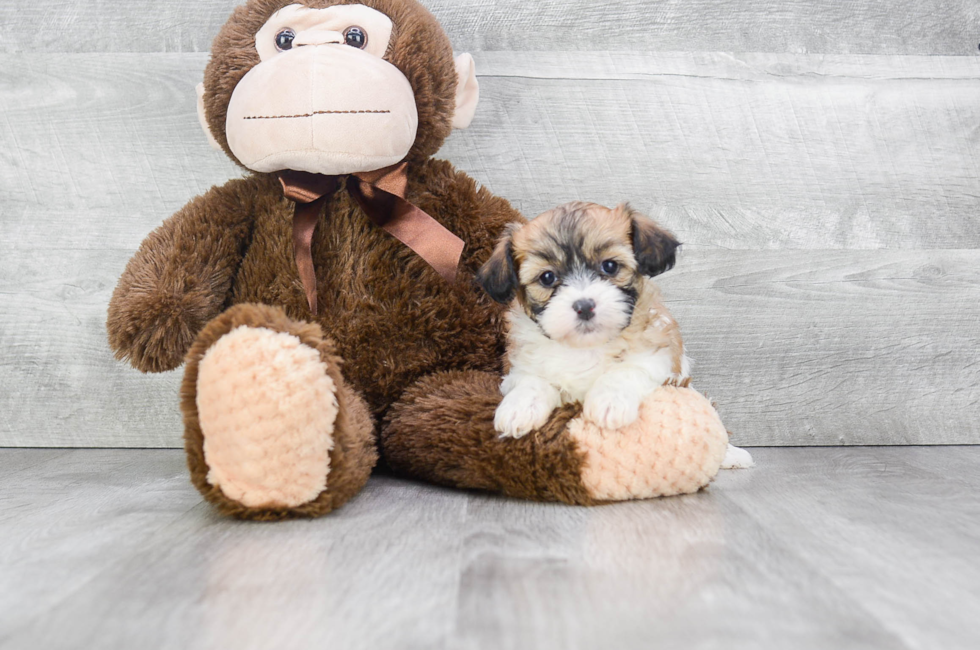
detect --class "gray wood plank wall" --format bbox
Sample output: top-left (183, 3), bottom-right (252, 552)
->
top-left (3, 1), bottom-right (979, 55)
top-left (1, 1), bottom-right (978, 447)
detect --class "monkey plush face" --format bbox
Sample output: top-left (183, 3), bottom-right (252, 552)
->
top-left (198, 0), bottom-right (479, 174)
top-left (227, 4), bottom-right (416, 174)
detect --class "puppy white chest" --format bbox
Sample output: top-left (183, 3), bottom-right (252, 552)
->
top-left (510, 330), bottom-right (620, 403)
top-left (550, 345), bottom-right (617, 403)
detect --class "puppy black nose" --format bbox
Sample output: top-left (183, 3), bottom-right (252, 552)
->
top-left (573, 298), bottom-right (596, 321)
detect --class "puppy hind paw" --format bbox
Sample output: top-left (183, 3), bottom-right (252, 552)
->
top-left (720, 444), bottom-right (754, 469)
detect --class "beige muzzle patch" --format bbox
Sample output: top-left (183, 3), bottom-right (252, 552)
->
top-left (225, 43), bottom-right (419, 175)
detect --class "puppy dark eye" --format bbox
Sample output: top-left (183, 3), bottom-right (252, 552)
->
top-left (601, 260), bottom-right (619, 275)
top-left (275, 28), bottom-right (296, 51)
top-left (344, 26), bottom-right (367, 48)
top-left (539, 271), bottom-right (558, 287)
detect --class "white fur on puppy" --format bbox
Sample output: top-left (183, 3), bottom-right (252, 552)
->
top-left (537, 273), bottom-right (632, 347)
top-left (583, 348), bottom-right (675, 429)
top-left (721, 444), bottom-right (755, 469)
top-left (495, 373), bottom-right (561, 438)
top-left (478, 202), bottom-right (688, 439)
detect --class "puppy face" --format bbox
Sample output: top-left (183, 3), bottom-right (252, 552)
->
top-left (478, 202), bottom-right (680, 347)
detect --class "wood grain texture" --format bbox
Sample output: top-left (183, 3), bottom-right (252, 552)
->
top-left (0, 248), bottom-right (185, 448)
top-left (0, 53), bottom-right (242, 252)
top-left (452, 489), bottom-right (914, 650)
top-left (0, 457), bottom-right (469, 649)
top-left (448, 52), bottom-right (980, 249)
top-left (2, 0), bottom-right (978, 55)
top-left (718, 447), bottom-right (980, 650)
top-left (2, 247), bottom-right (977, 447)
top-left (3, 52), bottom-right (979, 252)
top-left (0, 450), bottom-right (200, 638)
top-left (3, 50), bottom-right (979, 446)
top-left (660, 249), bottom-right (980, 446)
top-left (0, 448), bottom-right (70, 477)
top-left (2, 448), bottom-right (979, 649)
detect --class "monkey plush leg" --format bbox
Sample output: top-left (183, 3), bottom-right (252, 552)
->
top-left (182, 304), bottom-right (376, 520)
top-left (382, 371), bottom-right (595, 504)
top-left (382, 371), bottom-right (728, 504)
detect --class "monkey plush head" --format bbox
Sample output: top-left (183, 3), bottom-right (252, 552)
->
top-left (196, 0), bottom-right (479, 175)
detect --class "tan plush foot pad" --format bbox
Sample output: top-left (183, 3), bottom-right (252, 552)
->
top-left (182, 303), bottom-right (377, 520)
top-left (197, 325), bottom-right (338, 508)
top-left (383, 371), bottom-right (727, 505)
top-left (569, 386), bottom-right (729, 500)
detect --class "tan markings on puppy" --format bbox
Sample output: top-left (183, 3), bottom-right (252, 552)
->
top-left (508, 202), bottom-right (640, 323)
top-left (616, 282), bottom-right (685, 376)
top-left (478, 201), bottom-right (687, 438)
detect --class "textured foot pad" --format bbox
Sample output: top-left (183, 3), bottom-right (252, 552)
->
top-left (568, 386), bottom-right (728, 501)
top-left (197, 325), bottom-right (338, 508)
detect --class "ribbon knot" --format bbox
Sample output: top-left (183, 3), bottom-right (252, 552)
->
top-left (278, 162), bottom-right (465, 315)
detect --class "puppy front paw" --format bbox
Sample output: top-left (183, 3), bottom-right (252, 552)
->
top-left (584, 386), bottom-right (642, 430)
top-left (494, 391), bottom-right (555, 439)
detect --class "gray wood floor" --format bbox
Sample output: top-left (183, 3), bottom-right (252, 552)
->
top-left (1, 447), bottom-right (978, 650)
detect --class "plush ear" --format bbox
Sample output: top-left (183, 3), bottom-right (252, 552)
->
top-left (196, 82), bottom-right (223, 151)
top-left (477, 225), bottom-right (519, 303)
top-left (451, 53), bottom-right (479, 129)
top-left (625, 204), bottom-right (681, 277)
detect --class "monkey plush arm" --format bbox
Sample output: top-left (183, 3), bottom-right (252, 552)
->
top-left (107, 177), bottom-right (258, 373)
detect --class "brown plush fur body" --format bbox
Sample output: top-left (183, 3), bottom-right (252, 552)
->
top-left (107, 0), bottom-right (725, 518)
top-left (108, 0), bottom-right (518, 419)
top-left (107, 162), bottom-right (514, 392)
top-left (107, 0), bottom-right (569, 517)
top-left (182, 304), bottom-right (378, 520)
top-left (383, 371), bottom-right (596, 505)
top-left (108, 156), bottom-right (525, 499)
top-left (225, 161), bottom-right (516, 419)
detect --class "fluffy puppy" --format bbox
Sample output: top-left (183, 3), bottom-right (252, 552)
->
top-left (477, 201), bottom-right (689, 438)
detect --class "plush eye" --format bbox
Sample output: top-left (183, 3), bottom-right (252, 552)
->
top-left (600, 260), bottom-right (619, 275)
top-left (539, 271), bottom-right (558, 288)
top-left (344, 26), bottom-right (367, 48)
top-left (275, 28), bottom-right (296, 51)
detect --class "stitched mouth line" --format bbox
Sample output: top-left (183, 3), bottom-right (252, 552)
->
top-left (244, 110), bottom-right (391, 120)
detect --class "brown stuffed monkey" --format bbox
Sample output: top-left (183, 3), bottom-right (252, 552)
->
top-left (107, 0), bottom-right (727, 520)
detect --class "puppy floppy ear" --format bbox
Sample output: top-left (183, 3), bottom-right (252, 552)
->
top-left (623, 204), bottom-right (680, 277)
top-left (477, 224), bottom-right (520, 303)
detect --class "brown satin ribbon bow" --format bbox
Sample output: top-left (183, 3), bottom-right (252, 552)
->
top-left (278, 162), bottom-right (465, 315)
